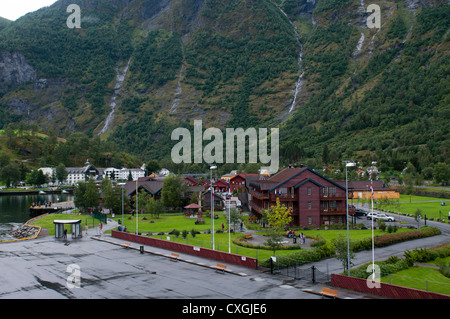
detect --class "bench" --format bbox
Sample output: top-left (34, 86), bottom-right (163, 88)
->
top-left (122, 242), bottom-right (131, 248)
top-left (170, 253), bottom-right (180, 261)
top-left (320, 287), bottom-right (338, 299)
top-left (245, 234), bottom-right (253, 239)
top-left (215, 263), bottom-right (227, 273)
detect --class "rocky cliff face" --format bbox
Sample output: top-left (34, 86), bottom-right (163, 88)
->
top-left (0, 52), bottom-right (38, 93)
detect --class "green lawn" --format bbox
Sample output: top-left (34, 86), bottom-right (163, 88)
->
top-left (381, 266), bottom-right (450, 295)
top-left (113, 213), bottom-right (230, 235)
top-left (375, 194), bottom-right (450, 221)
top-left (30, 213), bottom-right (102, 236)
top-left (149, 232), bottom-right (300, 261)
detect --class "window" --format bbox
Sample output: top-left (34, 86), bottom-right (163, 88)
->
top-left (330, 201), bottom-right (337, 208)
top-left (308, 202), bottom-right (312, 210)
top-left (307, 187), bottom-right (311, 195)
top-left (329, 187), bottom-right (336, 195)
top-left (308, 217), bottom-right (312, 225)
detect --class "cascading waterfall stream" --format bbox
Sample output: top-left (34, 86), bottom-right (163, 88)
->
top-left (98, 57), bottom-right (132, 135)
top-left (273, 2), bottom-right (305, 114)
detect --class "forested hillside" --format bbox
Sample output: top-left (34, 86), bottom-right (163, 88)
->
top-left (0, 0), bottom-right (448, 183)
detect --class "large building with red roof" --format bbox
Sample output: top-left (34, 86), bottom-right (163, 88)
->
top-left (248, 167), bottom-right (355, 227)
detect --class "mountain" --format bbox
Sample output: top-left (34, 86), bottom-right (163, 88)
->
top-left (0, 0), bottom-right (448, 177)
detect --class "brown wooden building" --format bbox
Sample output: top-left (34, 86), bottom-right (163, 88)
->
top-left (248, 167), bottom-right (355, 227)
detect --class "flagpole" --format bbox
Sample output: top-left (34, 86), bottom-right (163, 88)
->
top-left (371, 178), bottom-right (375, 281)
top-left (136, 179), bottom-right (139, 235)
top-left (228, 181), bottom-right (231, 254)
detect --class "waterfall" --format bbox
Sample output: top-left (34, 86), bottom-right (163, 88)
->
top-left (273, 3), bottom-right (305, 114)
top-left (98, 57), bottom-right (132, 135)
top-left (170, 62), bottom-right (185, 114)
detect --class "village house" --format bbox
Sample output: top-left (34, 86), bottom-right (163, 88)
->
top-left (248, 166), bottom-right (355, 227)
top-left (336, 180), bottom-right (399, 200)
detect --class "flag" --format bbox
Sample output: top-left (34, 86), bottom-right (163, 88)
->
top-left (370, 180), bottom-right (374, 199)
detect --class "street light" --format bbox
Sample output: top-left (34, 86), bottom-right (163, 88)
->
top-left (344, 161), bottom-right (356, 276)
top-left (210, 165), bottom-right (217, 250)
top-left (118, 182), bottom-right (126, 230)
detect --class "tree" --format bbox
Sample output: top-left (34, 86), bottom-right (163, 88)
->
top-left (332, 234), bottom-right (355, 273)
top-left (55, 163), bottom-right (68, 184)
top-left (433, 162), bottom-right (450, 185)
top-left (146, 160), bottom-right (161, 175)
top-left (226, 207), bottom-right (240, 232)
top-left (264, 198), bottom-right (293, 254)
top-left (101, 177), bottom-right (123, 215)
top-left (0, 163), bottom-right (21, 187)
top-left (161, 174), bottom-right (183, 209)
top-left (75, 178), bottom-right (99, 211)
top-left (84, 178), bottom-right (99, 210)
top-left (414, 208), bottom-right (423, 228)
top-left (322, 144), bottom-right (329, 165)
top-left (264, 198), bottom-right (292, 231)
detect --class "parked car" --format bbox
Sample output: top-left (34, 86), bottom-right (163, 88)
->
top-left (355, 208), bottom-right (367, 216)
top-left (367, 212), bottom-right (378, 220)
top-left (374, 213), bottom-right (395, 222)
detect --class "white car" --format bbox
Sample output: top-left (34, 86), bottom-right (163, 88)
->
top-left (366, 212), bottom-right (378, 220)
top-left (374, 214), bottom-right (395, 222)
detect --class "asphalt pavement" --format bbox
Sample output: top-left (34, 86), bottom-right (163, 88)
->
top-left (0, 211), bottom-right (448, 301)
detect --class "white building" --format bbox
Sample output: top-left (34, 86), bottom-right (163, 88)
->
top-left (40, 160), bottom-right (146, 185)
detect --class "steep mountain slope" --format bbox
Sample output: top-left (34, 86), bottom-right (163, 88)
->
top-left (0, 0), bottom-right (448, 174)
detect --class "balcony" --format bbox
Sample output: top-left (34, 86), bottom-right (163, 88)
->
top-left (249, 189), bottom-right (270, 200)
top-left (270, 193), bottom-right (297, 201)
top-left (320, 206), bottom-right (356, 215)
top-left (320, 192), bottom-right (352, 199)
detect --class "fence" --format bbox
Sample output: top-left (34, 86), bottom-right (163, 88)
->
top-left (270, 255), bottom-right (330, 283)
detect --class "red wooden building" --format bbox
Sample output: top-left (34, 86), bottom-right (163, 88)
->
top-left (229, 174), bottom-right (258, 192)
top-left (213, 179), bottom-right (229, 193)
top-left (248, 167), bottom-right (355, 227)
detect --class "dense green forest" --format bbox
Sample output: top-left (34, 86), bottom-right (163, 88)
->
top-left (0, 0), bottom-right (448, 185)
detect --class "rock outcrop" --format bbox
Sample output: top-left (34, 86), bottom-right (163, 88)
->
top-left (0, 51), bottom-right (38, 93)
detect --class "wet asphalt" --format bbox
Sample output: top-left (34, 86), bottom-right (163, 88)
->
top-left (0, 211), bottom-right (448, 300)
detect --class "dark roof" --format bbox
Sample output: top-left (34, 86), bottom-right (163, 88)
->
top-left (250, 167), bottom-right (346, 191)
top-left (125, 181), bottom-right (163, 196)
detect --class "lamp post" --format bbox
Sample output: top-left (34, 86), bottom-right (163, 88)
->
top-left (210, 165), bottom-right (217, 250)
top-left (118, 182), bottom-right (125, 230)
top-left (344, 161), bottom-right (356, 276)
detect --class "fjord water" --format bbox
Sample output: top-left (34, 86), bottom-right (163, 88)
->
top-left (0, 193), bottom-right (74, 241)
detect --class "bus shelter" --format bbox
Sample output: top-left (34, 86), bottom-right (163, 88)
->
top-left (54, 220), bottom-right (82, 240)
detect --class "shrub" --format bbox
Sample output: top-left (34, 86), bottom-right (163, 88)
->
top-left (440, 265), bottom-right (450, 278)
top-left (403, 248), bottom-right (432, 266)
top-left (182, 230), bottom-right (188, 239)
top-left (310, 235), bottom-right (326, 247)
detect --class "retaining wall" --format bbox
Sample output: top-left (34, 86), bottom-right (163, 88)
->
top-left (331, 274), bottom-right (450, 299)
top-left (111, 230), bottom-right (258, 269)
